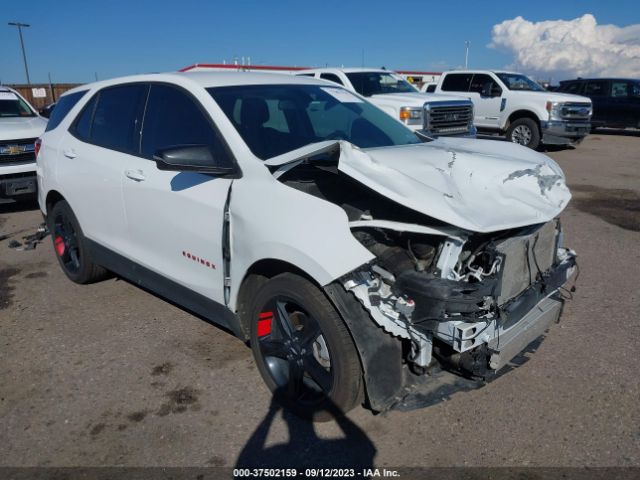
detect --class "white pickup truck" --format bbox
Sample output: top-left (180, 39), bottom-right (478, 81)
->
top-left (296, 68), bottom-right (476, 138)
top-left (0, 86), bottom-right (47, 200)
top-left (433, 70), bottom-right (592, 149)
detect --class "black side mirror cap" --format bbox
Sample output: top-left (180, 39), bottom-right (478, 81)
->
top-left (153, 145), bottom-right (235, 175)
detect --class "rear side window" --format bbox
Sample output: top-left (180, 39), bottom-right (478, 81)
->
top-left (560, 82), bottom-right (583, 95)
top-left (141, 84), bottom-right (230, 165)
top-left (441, 73), bottom-right (473, 92)
top-left (320, 73), bottom-right (344, 86)
top-left (90, 84), bottom-right (147, 153)
top-left (584, 81), bottom-right (608, 97)
top-left (45, 90), bottom-right (87, 132)
top-left (611, 81), bottom-right (629, 98)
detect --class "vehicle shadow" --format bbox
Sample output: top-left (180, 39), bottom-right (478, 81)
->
top-left (0, 197), bottom-right (40, 214)
top-left (235, 390), bottom-right (376, 470)
top-left (591, 128), bottom-right (640, 137)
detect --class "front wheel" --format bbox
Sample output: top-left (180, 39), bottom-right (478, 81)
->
top-left (506, 118), bottom-right (541, 149)
top-left (248, 273), bottom-right (363, 421)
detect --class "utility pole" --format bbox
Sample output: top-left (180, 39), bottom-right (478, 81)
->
top-left (464, 41), bottom-right (470, 69)
top-left (8, 22), bottom-right (31, 85)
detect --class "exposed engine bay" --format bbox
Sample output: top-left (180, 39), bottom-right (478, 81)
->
top-left (278, 154), bottom-right (577, 383)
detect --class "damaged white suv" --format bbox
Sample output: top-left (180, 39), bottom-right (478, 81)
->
top-left (38, 72), bottom-right (577, 419)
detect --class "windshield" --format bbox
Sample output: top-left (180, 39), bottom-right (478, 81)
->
top-left (345, 72), bottom-right (418, 97)
top-left (0, 91), bottom-right (36, 118)
top-left (208, 84), bottom-right (421, 160)
top-left (496, 73), bottom-right (545, 92)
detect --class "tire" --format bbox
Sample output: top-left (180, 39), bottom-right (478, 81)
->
top-left (248, 273), bottom-right (363, 421)
top-left (47, 200), bottom-right (108, 284)
top-left (506, 118), bottom-right (541, 149)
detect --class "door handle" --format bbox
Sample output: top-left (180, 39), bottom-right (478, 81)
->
top-left (125, 169), bottom-right (146, 182)
top-left (63, 149), bottom-right (77, 159)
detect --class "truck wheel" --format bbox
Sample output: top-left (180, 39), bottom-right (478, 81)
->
top-left (507, 118), bottom-right (540, 149)
top-left (248, 273), bottom-right (362, 421)
top-left (48, 200), bottom-right (108, 284)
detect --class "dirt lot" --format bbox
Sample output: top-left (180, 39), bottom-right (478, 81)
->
top-left (1, 133), bottom-right (639, 469)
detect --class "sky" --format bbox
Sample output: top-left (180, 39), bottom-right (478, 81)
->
top-left (1, 0), bottom-right (639, 85)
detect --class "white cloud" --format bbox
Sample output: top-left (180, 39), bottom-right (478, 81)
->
top-left (490, 14), bottom-right (640, 80)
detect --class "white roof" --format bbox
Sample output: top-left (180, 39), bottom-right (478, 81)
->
top-left (297, 67), bottom-right (394, 74)
top-left (62, 71), bottom-right (329, 97)
top-left (442, 70), bottom-right (521, 75)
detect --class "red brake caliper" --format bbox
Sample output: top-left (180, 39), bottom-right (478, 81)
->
top-left (257, 311), bottom-right (273, 337)
top-left (54, 236), bottom-right (65, 256)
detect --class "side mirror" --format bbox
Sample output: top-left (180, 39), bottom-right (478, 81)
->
top-left (153, 145), bottom-right (234, 175)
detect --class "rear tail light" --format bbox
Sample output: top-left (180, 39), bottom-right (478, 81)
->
top-left (34, 138), bottom-right (42, 158)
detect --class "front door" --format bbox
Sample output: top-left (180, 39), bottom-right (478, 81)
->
top-left (121, 83), bottom-right (234, 304)
top-left (467, 74), bottom-right (503, 129)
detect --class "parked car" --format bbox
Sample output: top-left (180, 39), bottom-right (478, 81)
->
top-left (295, 68), bottom-right (476, 137)
top-left (434, 70), bottom-right (592, 149)
top-left (557, 78), bottom-right (640, 130)
top-left (38, 72), bottom-right (577, 419)
top-left (0, 86), bottom-right (47, 200)
top-left (39, 102), bottom-right (57, 119)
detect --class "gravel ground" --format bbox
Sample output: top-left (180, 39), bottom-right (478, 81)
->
top-left (0, 133), bottom-right (639, 469)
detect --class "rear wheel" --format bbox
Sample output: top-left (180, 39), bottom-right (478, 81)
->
top-left (506, 117), bottom-right (540, 149)
top-left (48, 200), bottom-right (108, 284)
top-left (248, 273), bottom-right (362, 421)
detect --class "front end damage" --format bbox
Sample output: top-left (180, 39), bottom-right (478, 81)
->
top-left (340, 220), bottom-right (576, 405)
top-left (270, 138), bottom-right (577, 412)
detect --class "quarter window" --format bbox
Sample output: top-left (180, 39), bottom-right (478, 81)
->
top-left (141, 84), bottom-right (230, 166)
top-left (90, 84), bottom-right (147, 153)
top-left (72, 94), bottom-right (98, 141)
top-left (46, 90), bottom-right (87, 132)
top-left (320, 73), bottom-right (344, 86)
top-left (441, 73), bottom-right (473, 92)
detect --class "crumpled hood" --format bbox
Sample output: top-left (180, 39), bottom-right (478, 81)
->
top-left (336, 137), bottom-right (571, 233)
top-left (0, 116), bottom-right (47, 141)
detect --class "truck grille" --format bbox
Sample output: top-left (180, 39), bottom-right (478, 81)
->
top-left (0, 137), bottom-right (37, 165)
top-left (424, 101), bottom-right (474, 135)
top-left (560, 102), bottom-right (592, 121)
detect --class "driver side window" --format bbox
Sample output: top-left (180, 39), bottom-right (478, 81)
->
top-left (141, 84), bottom-right (231, 166)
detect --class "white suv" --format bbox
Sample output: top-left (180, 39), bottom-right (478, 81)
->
top-left (38, 72), bottom-right (577, 419)
top-left (0, 86), bottom-right (47, 200)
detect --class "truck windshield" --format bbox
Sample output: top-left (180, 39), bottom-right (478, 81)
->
top-left (208, 84), bottom-right (421, 160)
top-left (0, 91), bottom-right (36, 118)
top-left (496, 73), bottom-right (545, 92)
top-left (345, 72), bottom-right (418, 97)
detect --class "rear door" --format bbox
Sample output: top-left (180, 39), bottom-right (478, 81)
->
top-left (584, 80), bottom-right (611, 126)
top-left (121, 83), bottom-right (234, 304)
top-left (57, 84), bottom-right (147, 254)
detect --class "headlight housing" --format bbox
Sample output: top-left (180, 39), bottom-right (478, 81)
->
top-left (546, 101), bottom-right (564, 121)
top-left (399, 106), bottom-right (423, 125)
